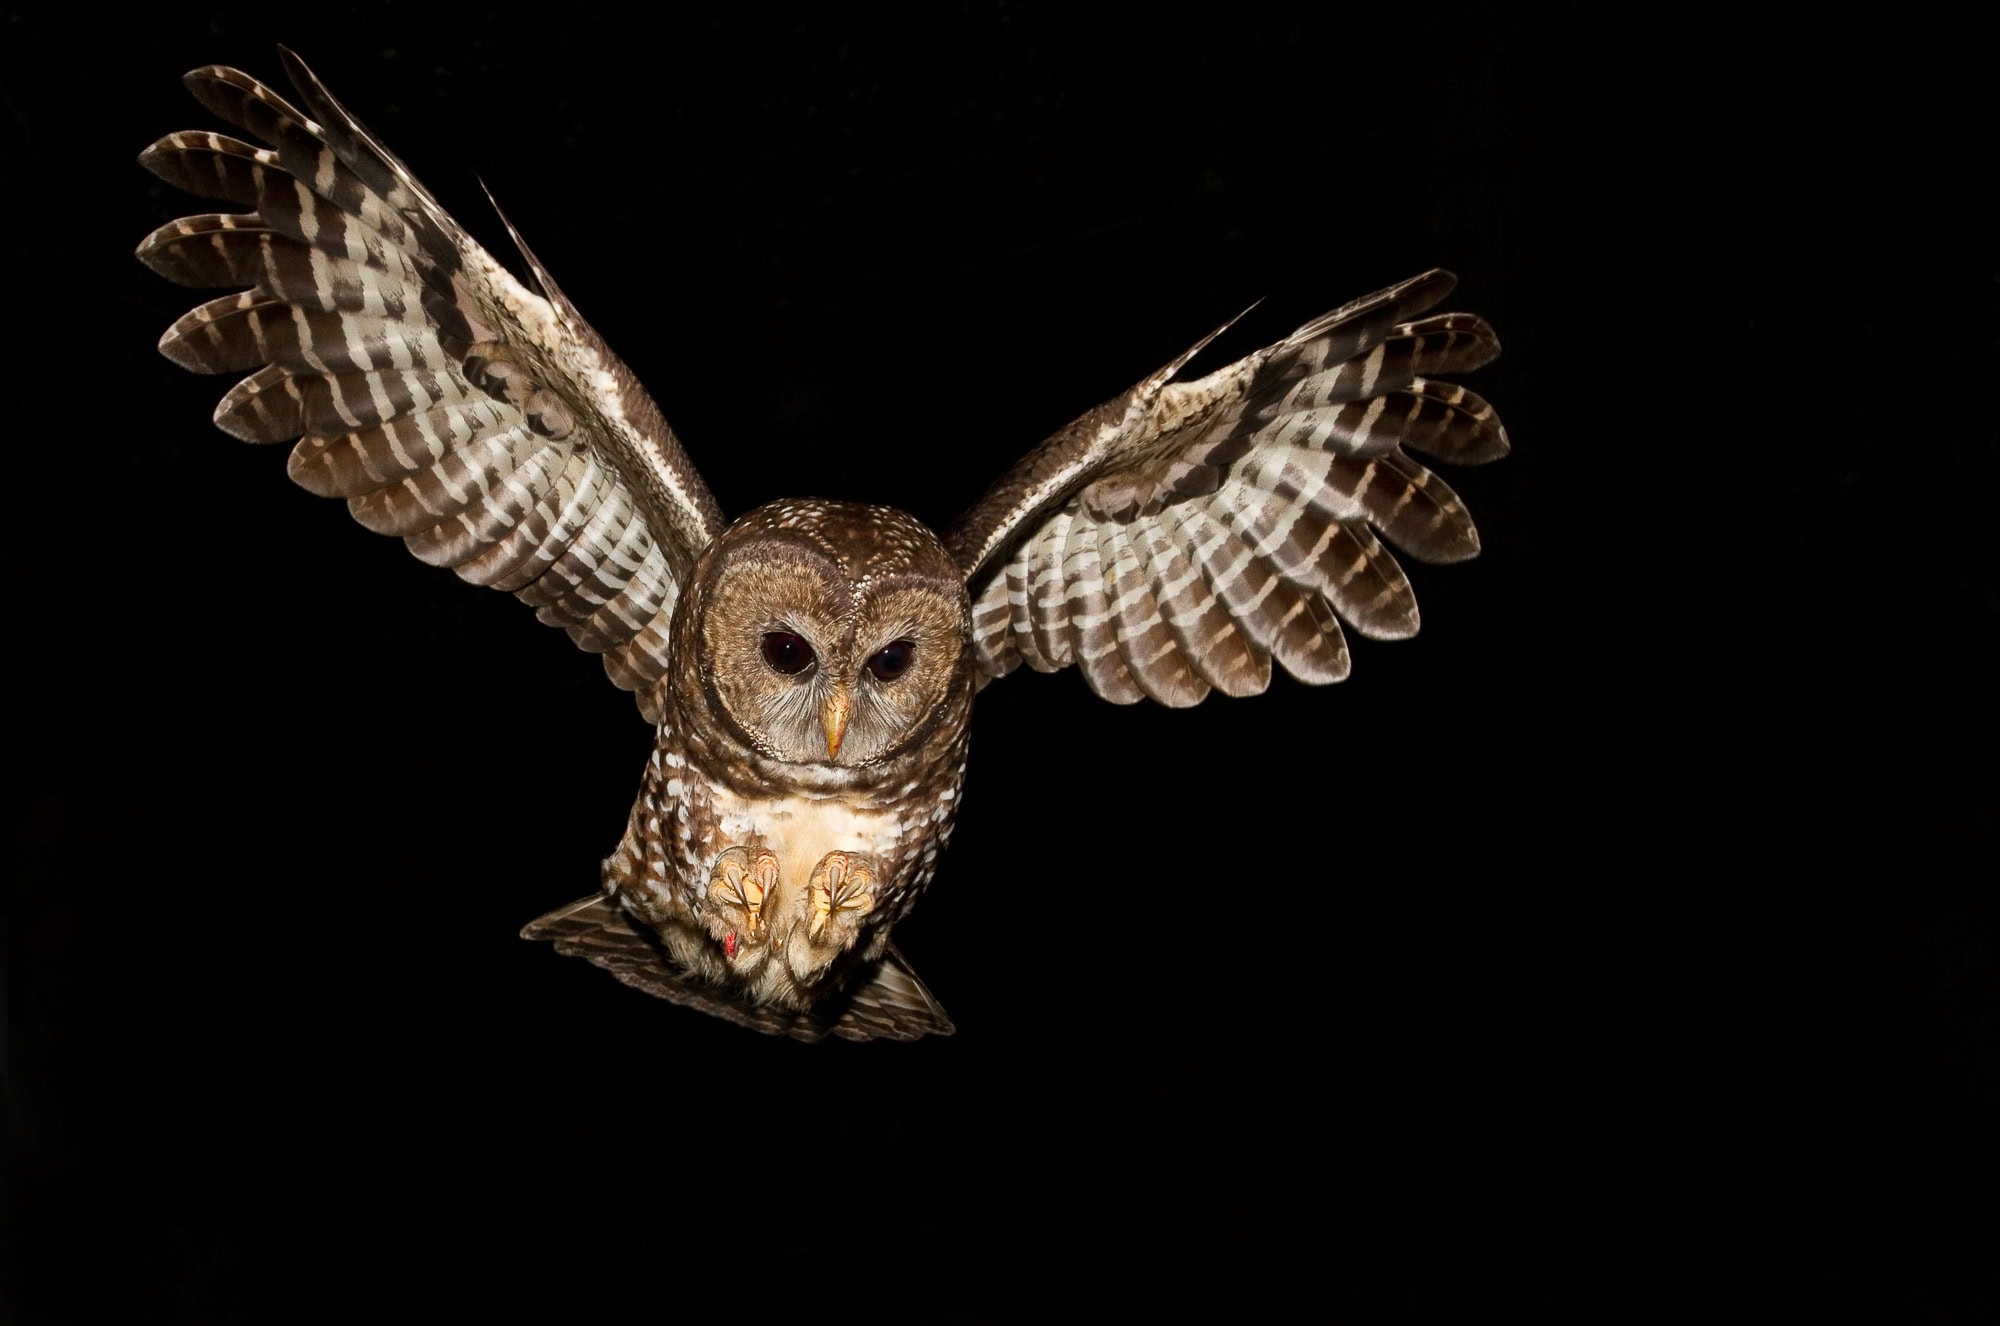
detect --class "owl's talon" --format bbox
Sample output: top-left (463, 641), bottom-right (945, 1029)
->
top-left (709, 846), bottom-right (779, 937)
top-left (807, 851), bottom-right (878, 942)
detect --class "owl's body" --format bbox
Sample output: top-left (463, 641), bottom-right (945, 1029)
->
top-left (140, 52), bottom-right (1510, 1040)
top-left (598, 500), bottom-right (972, 1029)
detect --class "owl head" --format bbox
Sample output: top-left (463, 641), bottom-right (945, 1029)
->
top-left (675, 499), bottom-right (974, 776)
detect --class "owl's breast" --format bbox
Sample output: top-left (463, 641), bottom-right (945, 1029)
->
top-left (609, 718), bottom-right (966, 1004)
top-left (709, 784), bottom-right (910, 901)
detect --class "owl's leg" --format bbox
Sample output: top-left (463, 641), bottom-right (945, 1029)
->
top-left (707, 846), bottom-right (779, 943)
top-left (807, 851), bottom-right (878, 943)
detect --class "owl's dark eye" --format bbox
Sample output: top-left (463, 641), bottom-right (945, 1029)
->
top-left (866, 639), bottom-right (916, 682)
top-left (760, 631), bottom-right (815, 676)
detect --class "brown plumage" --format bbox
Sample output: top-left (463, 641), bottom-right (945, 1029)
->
top-left (140, 51), bottom-right (1510, 1040)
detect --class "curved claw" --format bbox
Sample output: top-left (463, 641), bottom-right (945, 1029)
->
top-left (708, 846), bottom-right (780, 937)
top-left (807, 851), bottom-right (878, 942)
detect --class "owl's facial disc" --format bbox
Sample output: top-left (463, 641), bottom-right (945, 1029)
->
top-left (836, 588), bottom-right (964, 765)
top-left (697, 503), bottom-right (971, 769)
top-left (701, 551), bottom-right (847, 763)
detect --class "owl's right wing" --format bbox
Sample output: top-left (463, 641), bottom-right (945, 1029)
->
top-left (138, 51), bottom-right (727, 723)
top-left (946, 270), bottom-right (1507, 705)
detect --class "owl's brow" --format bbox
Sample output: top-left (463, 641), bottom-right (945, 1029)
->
top-left (773, 612), bottom-right (823, 643)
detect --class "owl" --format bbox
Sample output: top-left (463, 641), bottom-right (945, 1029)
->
top-left (139, 51), bottom-right (1509, 1041)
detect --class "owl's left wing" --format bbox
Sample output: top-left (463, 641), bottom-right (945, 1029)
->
top-left (946, 270), bottom-right (1506, 704)
top-left (138, 51), bottom-right (727, 722)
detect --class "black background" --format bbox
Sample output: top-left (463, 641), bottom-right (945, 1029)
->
top-left (7, 4), bottom-right (1994, 1319)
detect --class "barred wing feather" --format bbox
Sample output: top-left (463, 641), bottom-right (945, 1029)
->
top-left (950, 270), bottom-right (1506, 705)
top-left (138, 51), bottom-right (726, 722)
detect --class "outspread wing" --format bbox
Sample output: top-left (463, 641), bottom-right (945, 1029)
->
top-left (947, 270), bottom-right (1506, 705)
top-left (138, 51), bottom-right (727, 722)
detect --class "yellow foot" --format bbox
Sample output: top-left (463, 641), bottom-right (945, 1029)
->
top-left (807, 851), bottom-right (878, 943)
top-left (708, 846), bottom-right (779, 947)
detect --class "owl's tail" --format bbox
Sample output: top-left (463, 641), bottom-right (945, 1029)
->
top-left (522, 894), bottom-right (955, 1043)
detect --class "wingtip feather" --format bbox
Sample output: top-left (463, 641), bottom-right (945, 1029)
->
top-left (275, 45), bottom-right (330, 117)
top-left (157, 323), bottom-right (207, 373)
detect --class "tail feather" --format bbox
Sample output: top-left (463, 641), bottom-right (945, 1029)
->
top-left (521, 894), bottom-right (955, 1043)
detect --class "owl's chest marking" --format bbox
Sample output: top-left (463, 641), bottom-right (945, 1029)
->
top-left (706, 783), bottom-right (907, 916)
top-left (605, 715), bottom-right (965, 1008)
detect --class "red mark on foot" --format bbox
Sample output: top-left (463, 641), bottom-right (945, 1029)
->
top-left (724, 931), bottom-right (738, 958)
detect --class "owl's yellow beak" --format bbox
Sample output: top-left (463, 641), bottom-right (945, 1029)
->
top-left (822, 690), bottom-right (851, 759)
